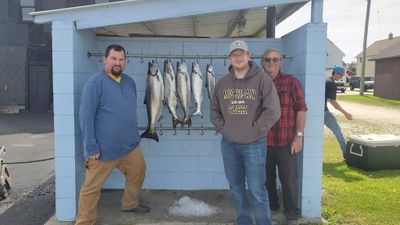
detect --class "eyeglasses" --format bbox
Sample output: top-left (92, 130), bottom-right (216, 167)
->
top-left (263, 57), bottom-right (280, 63)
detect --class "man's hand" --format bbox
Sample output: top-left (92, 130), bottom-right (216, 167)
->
top-left (344, 112), bottom-right (353, 120)
top-left (290, 136), bottom-right (303, 154)
top-left (89, 152), bottom-right (101, 160)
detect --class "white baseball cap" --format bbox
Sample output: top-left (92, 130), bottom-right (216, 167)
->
top-left (228, 40), bottom-right (249, 55)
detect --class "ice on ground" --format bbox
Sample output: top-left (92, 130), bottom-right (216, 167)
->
top-left (168, 196), bottom-right (220, 217)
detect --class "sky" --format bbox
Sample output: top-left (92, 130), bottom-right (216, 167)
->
top-left (276, 0), bottom-right (400, 63)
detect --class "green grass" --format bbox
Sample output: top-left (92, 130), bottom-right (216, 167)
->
top-left (321, 138), bottom-right (400, 225)
top-left (337, 94), bottom-right (400, 108)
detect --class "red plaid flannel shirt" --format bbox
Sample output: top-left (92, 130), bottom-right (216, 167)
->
top-left (267, 72), bottom-right (307, 147)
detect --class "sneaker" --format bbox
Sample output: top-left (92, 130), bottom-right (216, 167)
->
top-left (121, 204), bottom-right (150, 213)
top-left (287, 219), bottom-right (299, 225)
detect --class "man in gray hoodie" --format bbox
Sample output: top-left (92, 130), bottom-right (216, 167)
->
top-left (211, 40), bottom-right (281, 225)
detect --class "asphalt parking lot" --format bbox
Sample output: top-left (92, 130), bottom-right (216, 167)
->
top-left (0, 112), bottom-right (55, 225)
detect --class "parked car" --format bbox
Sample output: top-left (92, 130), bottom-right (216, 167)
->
top-left (349, 76), bottom-right (374, 91)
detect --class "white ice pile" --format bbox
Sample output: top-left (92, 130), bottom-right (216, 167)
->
top-left (168, 196), bottom-right (220, 217)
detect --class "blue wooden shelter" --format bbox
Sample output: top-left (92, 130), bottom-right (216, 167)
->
top-left (31, 0), bottom-right (327, 221)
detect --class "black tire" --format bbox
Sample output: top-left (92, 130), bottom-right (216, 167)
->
top-left (350, 84), bottom-right (354, 91)
top-left (0, 184), bottom-right (8, 200)
top-left (341, 88), bottom-right (345, 93)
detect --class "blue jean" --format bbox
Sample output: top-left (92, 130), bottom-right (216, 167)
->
top-left (221, 136), bottom-right (272, 225)
top-left (324, 111), bottom-right (347, 153)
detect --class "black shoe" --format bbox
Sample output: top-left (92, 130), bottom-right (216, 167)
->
top-left (121, 204), bottom-right (150, 213)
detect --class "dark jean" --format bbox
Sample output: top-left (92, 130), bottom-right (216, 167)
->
top-left (266, 144), bottom-right (300, 220)
top-left (221, 136), bottom-right (272, 225)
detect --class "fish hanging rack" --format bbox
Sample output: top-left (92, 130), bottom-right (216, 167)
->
top-left (138, 125), bottom-right (217, 136)
top-left (87, 51), bottom-right (292, 64)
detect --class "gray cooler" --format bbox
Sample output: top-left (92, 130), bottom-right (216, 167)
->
top-left (345, 134), bottom-right (400, 170)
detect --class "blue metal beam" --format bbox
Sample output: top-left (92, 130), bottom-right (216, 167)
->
top-left (31, 0), bottom-right (309, 29)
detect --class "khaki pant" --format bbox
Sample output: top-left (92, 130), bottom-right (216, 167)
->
top-left (75, 146), bottom-right (146, 225)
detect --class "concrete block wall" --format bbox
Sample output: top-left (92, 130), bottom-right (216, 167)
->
top-left (283, 23), bottom-right (327, 218)
top-left (52, 21), bottom-right (98, 221)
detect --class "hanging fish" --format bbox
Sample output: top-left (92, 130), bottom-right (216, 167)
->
top-left (163, 59), bottom-right (182, 129)
top-left (176, 61), bottom-right (191, 127)
top-left (191, 62), bottom-right (203, 118)
top-left (141, 60), bottom-right (164, 142)
top-left (205, 63), bottom-right (216, 101)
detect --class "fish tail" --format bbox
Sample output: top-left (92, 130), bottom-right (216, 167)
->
top-left (183, 117), bottom-right (192, 127)
top-left (140, 129), bottom-right (159, 142)
top-left (191, 110), bottom-right (203, 118)
top-left (172, 117), bottom-right (183, 129)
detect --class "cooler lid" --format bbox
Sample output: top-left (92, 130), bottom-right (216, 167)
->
top-left (348, 134), bottom-right (400, 147)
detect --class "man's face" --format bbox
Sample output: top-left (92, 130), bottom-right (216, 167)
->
top-left (262, 51), bottom-right (281, 78)
top-left (333, 73), bottom-right (344, 81)
top-left (229, 49), bottom-right (250, 71)
top-left (104, 49), bottom-right (126, 76)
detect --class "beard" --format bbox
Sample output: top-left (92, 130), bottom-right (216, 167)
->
top-left (111, 66), bottom-right (122, 76)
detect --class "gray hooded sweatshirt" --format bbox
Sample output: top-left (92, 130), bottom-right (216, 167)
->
top-left (210, 62), bottom-right (281, 144)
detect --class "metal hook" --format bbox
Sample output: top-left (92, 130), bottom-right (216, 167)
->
top-left (140, 51), bottom-right (144, 63)
top-left (159, 124), bottom-right (163, 136)
top-left (210, 58), bottom-right (213, 64)
top-left (126, 57), bottom-right (130, 63)
top-left (214, 130), bottom-right (218, 135)
top-left (98, 56), bottom-right (102, 62)
top-left (187, 128), bottom-right (191, 135)
top-left (200, 124), bottom-right (204, 136)
top-left (173, 129), bottom-right (177, 135)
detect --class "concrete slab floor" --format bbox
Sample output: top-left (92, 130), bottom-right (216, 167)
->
top-left (44, 189), bottom-right (314, 225)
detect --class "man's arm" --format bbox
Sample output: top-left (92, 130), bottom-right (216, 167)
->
top-left (291, 77), bottom-right (308, 154)
top-left (210, 82), bottom-right (224, 132)
top-left (328, 99), bottom-right (353, 120)
top-left (79, 78), bottom-right (101, 160)
top-left (291, 111), bottom-right (306, 154)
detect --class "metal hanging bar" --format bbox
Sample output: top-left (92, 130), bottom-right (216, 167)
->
top-left (138, 126), bottom-right (216, 131)
top-left (87, 52), bottom-right (278, 60)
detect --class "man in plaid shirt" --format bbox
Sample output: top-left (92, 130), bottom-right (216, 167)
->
top-left (261, 49), bottom-right (308, 225)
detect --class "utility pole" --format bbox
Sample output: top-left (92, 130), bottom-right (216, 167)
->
top-left (360, 0), bottom-right (371, 95)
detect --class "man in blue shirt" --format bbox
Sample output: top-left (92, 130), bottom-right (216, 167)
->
top-left (75, 44), bottom-right (149, 225)
top-left (325, 65), bottom-right (353, 159)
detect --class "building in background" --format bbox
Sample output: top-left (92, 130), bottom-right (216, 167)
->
top-left (0, 0), bottom-right (100, 113)
top-left (326, 38), bottom-right (345, 72)
top-left (355, 33), bottom-right (400, 77)
top-left (370, 42), bottom-right (400, 99)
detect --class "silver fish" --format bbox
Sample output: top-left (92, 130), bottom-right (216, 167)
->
top-left (191, 62), bottom-right (203, 118)
top-left (176, 61), bottom-right (191, 127)
top-left (141, 60), bottom-right (164, 142)
top-left (163, 59), bottom-right (182, 129)
top-left (205, 63), bottom-right (216, 101)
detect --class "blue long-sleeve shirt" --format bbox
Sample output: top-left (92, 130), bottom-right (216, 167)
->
top-left (79, 71), bottom-right (140, 160)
